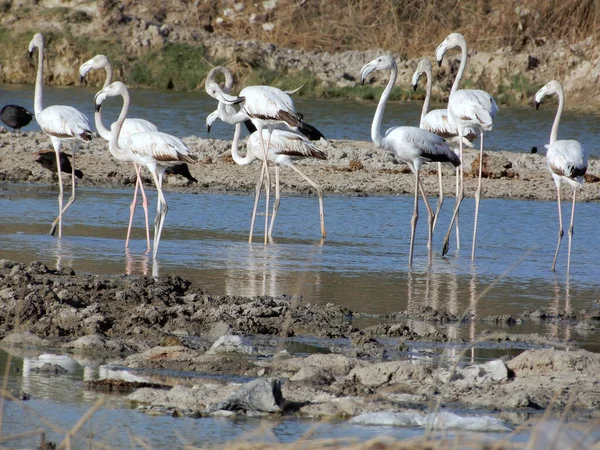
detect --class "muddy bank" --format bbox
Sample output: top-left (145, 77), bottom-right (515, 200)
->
top-left (1, 258), bottom-right (599, 428)
top-left (1, 131), bottom-right (600, 202)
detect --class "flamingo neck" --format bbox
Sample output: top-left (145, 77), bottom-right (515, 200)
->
top-left (420, 66), bottom-right (433, 128)
top-left (94, 102), bottom-right (112, 141)
top-left (550, 86), bottom-right (564, 145)
top-left (33, 44), bottom-right (45, 117)
top-left (451, 40), bottom-right (468, 95)
top-left (109, 88), bottom-right (130, 158)
top-left (103, 62), bottom-right (113, 89)
top-left (372, 63), bottom-right (397, 148)
top-left (230, 123), bottom-right (255, 166)
top-left (217, 98), bottom-right (247, 125)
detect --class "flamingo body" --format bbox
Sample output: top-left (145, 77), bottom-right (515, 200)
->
top-left (82, 54), bottom-right (158, 251)
top-left (29, 33), bottom-right (92, 238)
top-left (95, 81), bottom-right (197, 258)
top-left (361, 55), bottom-right (459, 266)
top-left (535, 80), bottom-right (587, 273)
top-left (435, 32), bottom-right (499, 259)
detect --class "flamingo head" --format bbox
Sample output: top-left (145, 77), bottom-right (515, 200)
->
top-left (28, 33), bottom-right (44, 57)
top-left (436, 32), bottom-right (466, 67)
top-left (411, 58), bottom-right (432, 91)
top-left (95, 81), bottom-right (127, 112)
top-left (79, 55), bottom-right (109, 83)
top-left (205, 110), bottom-right (220, 133)
top-left (205, 66), bottom-right (237, 98)
top-left (360, 55), bottom-right (397, 85)
top-left (534, 80), bottom-right (563, 110)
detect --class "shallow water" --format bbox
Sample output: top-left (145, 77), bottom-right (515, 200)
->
top-left (1, 183), bottom-right (599, 352)
top-left (1, 83), bottom-right (600, 156)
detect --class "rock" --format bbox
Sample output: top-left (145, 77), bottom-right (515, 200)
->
top-left (439, 360), bottom-right (509, 386)
top-left (289, 366), bottom-right (334, 387)
top-left (1, 331), bottom-right (50, 347)
top-left (507, 348), bottom-right (600, 375)
top-left (31, 363), bottom-right (68, 375)
top-left (206, 378), bottom-right (282, 413)
top-left (62, 334), bottom-right (130, 354)
top-left (206, 335), bottom-right (254, 355)
top-left (349, 411), bottom-right (511, 432)
top-left (471, 153), bottom-right (513, 178)
top-left (348, 361), bottom-right (432, 388)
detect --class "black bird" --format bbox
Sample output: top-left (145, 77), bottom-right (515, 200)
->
top-left (35, 150), bottom-right (84, 179)
top-left (164, 163), bottom-right (198, 183)
top-left (0, 105), bottom-right (34, 132)
top-left (243, 112), bottom-right (326, 141)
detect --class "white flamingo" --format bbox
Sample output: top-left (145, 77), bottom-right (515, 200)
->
top-left (535, 80), bottom-right (587, 274)
top-left (207, 114), bottom-right (326, 238)
top-left (80, 54), bottom-right (157, 252)
top-left (28, 33), bottom-right (92, 238)
top-left (360, 55), bottom-right (461, 266)
top-left (411, 57), bottom-right (476, 239)
top-left (205, 66), bottom-right (302, 244)
top-left (436, 32), bottom-right (499, 259)
top-left (94, 81), bottom-right (198, 258)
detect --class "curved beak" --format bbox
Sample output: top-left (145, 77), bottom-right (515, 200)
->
top-left (28, 50), bottom-right (33, 59)
top-left (215, 91), bottom-right (244, 105)
top-left (435, 42), bottom-right (447, 67)
top-left (534, 101), bottom-right (541, 110)
top-left (360, 62), bottom-right (376, 85)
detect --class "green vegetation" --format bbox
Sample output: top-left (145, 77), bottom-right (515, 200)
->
top-left (129, 42), bottom-right (211, 90)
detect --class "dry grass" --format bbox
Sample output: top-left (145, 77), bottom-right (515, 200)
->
top-left (206, 0), bottom-right (600, 56)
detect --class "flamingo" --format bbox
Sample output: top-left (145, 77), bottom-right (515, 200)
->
top-left (80, 54), bottom-right (157, 252)
top-left (436, 32), bottom-right (499, 259)
top-left (28, 33), bottom-right (92, 238)
top-left (205, 66), bottom-right (302, 244)
top-left (360, 55), bottom-right (460, 266)
top-left (94, 81), bottom-right (198, 258)
top-left (207, 113), bottom-right (326, 238)
top-left (411, 57), bottom-right (476, 240)
top-left (535, 80), bottom-right (587, 273)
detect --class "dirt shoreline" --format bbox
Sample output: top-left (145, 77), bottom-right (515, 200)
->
top-left (1, 257), bottom-right (599, 434)
top-left (1, 131), bottom-right (600, 203)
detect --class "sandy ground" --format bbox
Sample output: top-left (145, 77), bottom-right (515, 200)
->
top-left (1, 130), bottom-right (600, 203)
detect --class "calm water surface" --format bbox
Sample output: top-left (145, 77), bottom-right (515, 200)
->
top-left (2, 83), bottom-right (600, 156)
top-left (1, 84), bottom-right (599, 447)
top-left (1, 183), bottom-right (598, 350)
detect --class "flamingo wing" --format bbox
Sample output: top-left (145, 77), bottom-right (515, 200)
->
top-left (127, 131), bottom-right (197, 164)
top-left (37, 105), bottom-right (92, 141)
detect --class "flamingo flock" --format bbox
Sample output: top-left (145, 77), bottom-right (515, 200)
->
top-left (10, 32), bottom-right (587, 273)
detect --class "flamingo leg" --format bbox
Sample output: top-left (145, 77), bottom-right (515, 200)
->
top-left (567, 187), bottom-right (577, 274)
top-left (455, 158), bottom-right (461, 249)
top-left (268, 165), bottom-right (281, 237)
top-left (471, 132), bottom-right (484, 260)
top-left (49, 139), bottom-right (64, 237)
top-left (551, 183), bottom-right (563, 272)
top-left (442, 138), bottom-right (465, 256)
top-left (418, 176), bottom-right (435, 263)
top-left (138, 167), bottom-right (151, 253)
top-left (249, 162), bottom-right (266, 243)
top-left (126, 164), bottom-right (151, 252)
top-left (150, 169), bottom-right (168, 258)
top-left (289, 164), bottom-right (326, 238)
top-left (432, 162), bottom-right (443, 232)
top-left (126, 165), bottom-right (141, 249)
top-left (409, 170), bottom-right (419, 267)
top-left (258, 128), bottom-right (272, 245)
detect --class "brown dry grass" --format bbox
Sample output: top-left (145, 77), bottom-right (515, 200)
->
top-left (206, 0), bottom-right (600, 55)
